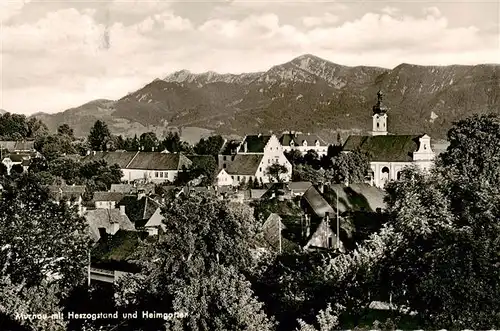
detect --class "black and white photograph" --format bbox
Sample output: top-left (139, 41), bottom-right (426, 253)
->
top-left (0, 0), bottom-right (499, 330)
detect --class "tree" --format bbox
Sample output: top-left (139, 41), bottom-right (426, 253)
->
top-left (0, 174), bottom-right (91, 289)
top-left (267, 164), bottom-right (288, 183)
top-left (194, 135), bottom-right (225, 156)
top-left (284, 150), bottom-right (303, 165)
top-left (376, 113), bottom-right (500, 329)
top-left (88, 120), bottom-right (111, 151)
top-left (166, 265), bottom-right (275, 331)
top-left (0, 163), bottom-right (7, 176)
top-left (328, 150), bottom-right (370, 184)
top-left (139, 132), bottom-right (159, 152)
top-left (161, 132), bottom-right (182, 153)
top-left (57, 124), bottom-right (74, 138)
top-left (114, 193), bottom-right (263, 330)
top-left (0, 113), bottom-right (30, 139)
top-left (292, 164), bottom-right (329, 184)
top-left (10, 164), bottom-right (23, 175)
top-left (27, 117), bottom-right (49, 139)
top-left (35, 134), bottom-right (77, 161)
top-left (303, 150), bottom-right (320, 169)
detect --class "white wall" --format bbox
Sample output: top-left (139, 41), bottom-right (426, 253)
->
top-left (260, 135), bottom-right (292, 183)
top-left (370, 161), bottom-right (413, 188)
top-left (95, 201), bottom-right (116, 209)
top-left (122, 169), bottom-right (178, 183)
top-left (217, 170), bottom-right (234, 186)
top-left (282, 145), bottom-right (328, 156)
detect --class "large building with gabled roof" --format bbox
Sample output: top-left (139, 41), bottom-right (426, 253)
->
top-left (217, 134), bottom-right (292, 186)
top-left (82, 151), bottom-right (192, 183)
top-left (342, 91), bottom-right (435, 188)
top-left (279, 131), bottom-right (329, 156)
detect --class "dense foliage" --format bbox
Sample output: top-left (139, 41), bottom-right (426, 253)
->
top-left (0, 174), bottom-right (91, 330)
top-left (113, 193), bottom-right (274, 331)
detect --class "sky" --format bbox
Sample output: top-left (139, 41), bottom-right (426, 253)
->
top-left (1, 0), bottom-right (499, 115)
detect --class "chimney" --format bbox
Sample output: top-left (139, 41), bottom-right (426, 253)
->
top-left (110, 221), bottom-right (119, 235)
top-left (318, 183), bottom-right (324, 194)
top-left (98, 227), bottom-right (107, 241)
top-left (119, 205), bottom-right (126, 216)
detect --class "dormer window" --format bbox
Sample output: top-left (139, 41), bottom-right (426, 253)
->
top-left (290, 141), bottom-right (294, 147)
top-left (424, 144), bottom-right (427, 150)
top-left (302, 140), bottom-right (307, 147)
top-left (315, 140), bottom-right (320, 147)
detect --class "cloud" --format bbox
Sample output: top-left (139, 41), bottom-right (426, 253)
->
top-left (302, 13), bottom-right (339, 27)
top-left (423, 6), bottom-right (442, 18)
top-left (381, 7), bottom-right (400, 16)
top-left (0, 0), bottom-right (32, 21)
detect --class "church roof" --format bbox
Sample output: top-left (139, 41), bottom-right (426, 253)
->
top-left (242, 135), bottom-right (272, 153)
top-left (343, 135), bottom-right (421, 162)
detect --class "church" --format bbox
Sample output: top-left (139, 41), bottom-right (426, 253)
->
top-left (342, 91), bottom-right (435, 188)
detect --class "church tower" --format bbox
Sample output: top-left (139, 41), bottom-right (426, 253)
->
top-left (371, 90), bottom-right (388, 136)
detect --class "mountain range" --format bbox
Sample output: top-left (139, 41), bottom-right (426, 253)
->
top-left (32, 54), bottom-right (500, 142)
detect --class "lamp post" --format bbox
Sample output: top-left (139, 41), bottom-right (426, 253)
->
top-left (336, 186), bottom-right (339, 250)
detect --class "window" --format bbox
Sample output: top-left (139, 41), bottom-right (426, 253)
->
top-left (377, 123), bottom-right (380, 128)
top-left (259, 167), bottom-right (262, 172)
top-left (424, 144), bottom-right (427, 150)
top-left (328, 237), bottom-right (333, 248)
top-left (223, 156), bottom-right (227, 161)
top-left (160, 172), bottom-right (164, 178)
top-left (268, 159), bottom-right (270, 164)
top-left (155, 172), bottom-right (159, 177)
top-left (223, 164), bottom-right (226, 168)
top-left (231, 176), bottom-right (234, 180)
top-left (237, 176), bottom-right (240, 180)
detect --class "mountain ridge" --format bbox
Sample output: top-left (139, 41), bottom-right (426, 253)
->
top-left (32, 54), bottom-right (500, 141)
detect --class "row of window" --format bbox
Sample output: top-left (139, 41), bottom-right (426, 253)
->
top-left (154, 171), bottom-right (170, 178)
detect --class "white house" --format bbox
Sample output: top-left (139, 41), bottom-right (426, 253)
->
top-left (217, 134), bottom-right (293, 186)
top-left (279, 131), bottom-right (329, 156)
top-left (342, 91), bottom-right (436, 189)
top-left (82, 151), bottom-right (192, 184)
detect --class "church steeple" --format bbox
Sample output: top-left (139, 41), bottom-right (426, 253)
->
top-left (371, 90), bottom-right (388, 136)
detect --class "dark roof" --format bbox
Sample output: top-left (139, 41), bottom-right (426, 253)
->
top-left (47, 185), bottom-right (86, 201)
top-left (289, 181), bottom-right (313, 192)
top-left (91, 229), bottom-right (149, 263)
top-left (93, 192), bottom-right (127, 202)
top-left (48, 191), bottom-right (82, 202)
top-left (220, 140), bottom-right (242, 155)
top-left (118, 196), bottom-right (160, 224)
top-left (302, 186), bottom-right (335, 218)
top-left (324, 184), bottom-right (386, 213)
top-left (110, 183), bottom-right (155, 194)
top-left (186, 154), bottom-right (216, 164)
top-left (242, 135), bottom-right (272, 153)
top-left (225, 154), bottom-right (263, 175)
top-left (84, 209), bottom-right (135, 241)
top-left (82, 151), bottom-right (138, 168)
top-left (0, 140), bottom-right (35, 152)
top-left (127, 152), bottom-right (192, 170)
top-left (3, 153), bottom-right (32, 163)
top-left (343, 135), bottom-right (421, 162)
top-left (280, 133), bottom-right (327, 147)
